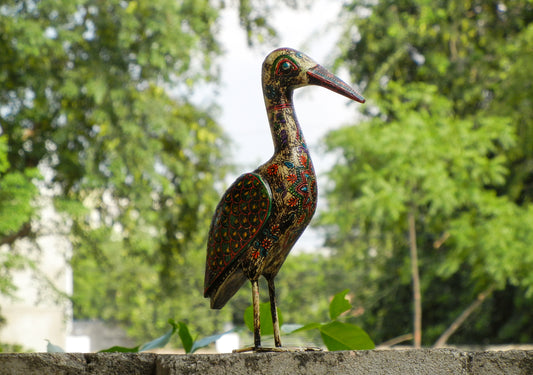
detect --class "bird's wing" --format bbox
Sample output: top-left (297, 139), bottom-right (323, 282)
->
top-left (204, 173), bottom-right (272, 296)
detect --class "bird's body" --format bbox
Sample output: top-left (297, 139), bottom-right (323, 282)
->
top-left (205, 103), bottom-right (317, 309)
top-left (204, 48), bottom-right (364, 350)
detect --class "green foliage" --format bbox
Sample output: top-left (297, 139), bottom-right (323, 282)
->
top-left (0, 0), bottom-right (240, 342)
top-left (94, 319), bottom-right (232, 354)
top-left (270, 252), bottom-right (333, 327)
top-left (319, 322), bottom-right (374, 351)
top-left (177, 321), bottom-right (194, 354)
top-left (0, 342), bottom-right (27, 353)
top-left (3, 0), bottom-right (529, 351)
top-left (244, 302), bottom-right (284, 336)
top-left (178, 321), bottom-right (236, 354)
top-left (0, 136), bottom-right (38, 237)
top-left (99, 319), bottom-right (179, 353)
top-left (0, 137), bottom-right (8, 174)
top-left (0, 170), bottom-right (38, 234)
top-left (46, 319), bottom-right (179, 353)
top-left (329, 289), bottom-right (352, 320)
top-left (0, 0), bottom-right (302, 344)
top-left (447, 202), bottom-right (533, 296)
top-left (235, 0), bottom-right (310, 46)
top-left (242, 290), bottom-right (374, 351)
top-left (321, 0), bottom-right (533, 345)
top-left (289, 289), bottom-right (375, 351)
top-left (139, 320), bottom-right (178, 352)
top-left (0, 135), bottom-right (38, 299)
top-left (338, 0), bottom-right (533, 201)
top-left (324, 82), bottom-right (515, 233)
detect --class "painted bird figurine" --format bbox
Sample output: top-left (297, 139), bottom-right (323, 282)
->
top-left (204, 47), bottom-right (365, 350)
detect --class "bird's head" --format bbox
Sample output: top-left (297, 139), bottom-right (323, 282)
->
top-left (262, 47), bottom-right (365, 106)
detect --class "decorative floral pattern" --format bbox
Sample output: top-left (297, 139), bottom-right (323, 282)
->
top-left (267, 164), bottom-right (278, 175)
top-left (204, 173), bottom-right (271, 293)
top-left (204, 47), bottom-right (364, 350)
top-left (205, 48), bottom-right (323, 299)
top-left (286, 174), bottom-right (297, 183)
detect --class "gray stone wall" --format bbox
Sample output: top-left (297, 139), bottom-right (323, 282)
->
top-left (1, 349), bottom-right (533, 375)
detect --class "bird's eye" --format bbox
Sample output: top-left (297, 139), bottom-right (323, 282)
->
top-left (275, 58), bottom-right (298, 76)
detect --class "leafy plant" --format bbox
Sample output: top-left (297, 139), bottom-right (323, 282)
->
top-left (48, 289), bottom-right (373, 354)
top-left (98, 319), bottom-right (234, 354)
top-left (329, 0), bottom-right (533, 346)
top-left (244, 289), bottom-right (375, 351)
top-left (44, 319), bottom-right (236, 354)
top-left (174, 320), bottom-right (236, 354)
top-left (99, 319), bottom-right (179, 353)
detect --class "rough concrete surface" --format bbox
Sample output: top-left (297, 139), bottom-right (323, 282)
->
top-left (0, 353), bottom-right (156, 375)
top-left (1, 349), bottom-right (532, 375)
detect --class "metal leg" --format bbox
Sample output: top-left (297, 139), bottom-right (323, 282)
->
top-left (267, 277), bottom-right (282, 347)
top-left (252, 279), bottom-right (261, 349)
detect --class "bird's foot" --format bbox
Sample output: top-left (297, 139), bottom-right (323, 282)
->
top-left (233, 346), bottom-right (323, 353)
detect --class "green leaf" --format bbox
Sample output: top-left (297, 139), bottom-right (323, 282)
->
top-left (244, 302), bottom-right (283, 336)
top-left (98, 320), bottom-right (179, 353)
top-left (190, 328), bottom-right (236, 354)
top-left (177, 321), bottom-right (194, 353)
top-left (319, 321), bottom-right (375, 351)
top-left (286, 322), bottom-right (322, 335)
top-left (329, 289), bottom-right (352, 320)
top-left (139, 319), bottom-right (178, 352)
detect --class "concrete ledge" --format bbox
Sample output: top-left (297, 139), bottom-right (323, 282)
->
top-left (1, 349), bottom-right (532, 375)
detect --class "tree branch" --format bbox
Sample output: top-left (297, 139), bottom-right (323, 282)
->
top-left (0, 222), bottom-right (32, 247)
top-left (433, 285), bottom-right (496, 348)
top-left (378, 333), bottom-right (414, 348)
top-left (408, 208), bottom-right (422, 348)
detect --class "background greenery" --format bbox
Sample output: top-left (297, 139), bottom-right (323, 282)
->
top-left (1, 0), bottom-right (531, 348)
top-left (318, 0), bottom-right (533, 346)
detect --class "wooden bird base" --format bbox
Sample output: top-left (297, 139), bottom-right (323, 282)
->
top-left (233, 346), bottom-right (323, 353)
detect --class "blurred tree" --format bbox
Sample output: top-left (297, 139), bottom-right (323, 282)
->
top-left (0, 0), bottom-right (329, 346)
top-left (319, 0), bottom-right (533, 346)
top-left (0, 0), bottom-right (307, 342)
top-left (0, 0), bottom-right (230, 340)
top-left (338, 0), bottom-right (533, 201)
top-left (0, 135), bottom-right (38, 298)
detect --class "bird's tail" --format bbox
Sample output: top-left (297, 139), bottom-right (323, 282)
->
top-left (206, 268), bottom-right (248, 309)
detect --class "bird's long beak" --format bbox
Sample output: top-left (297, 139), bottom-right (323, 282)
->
top-left (307, 64), bottom-right (365, 103)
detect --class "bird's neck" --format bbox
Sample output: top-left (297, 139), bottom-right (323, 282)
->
top-left (265, 92), bottom-right (308, 155)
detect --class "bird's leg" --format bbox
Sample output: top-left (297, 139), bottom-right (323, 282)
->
top-left (267, 277), bottom-right (282, 347)
top-left (252, 279), bottom-right (261, 349)
top-left (233, 277), bottom-right (321, 353)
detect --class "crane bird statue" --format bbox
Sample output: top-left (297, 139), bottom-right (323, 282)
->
top-left (204, 48), bottom-right (365, 351)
